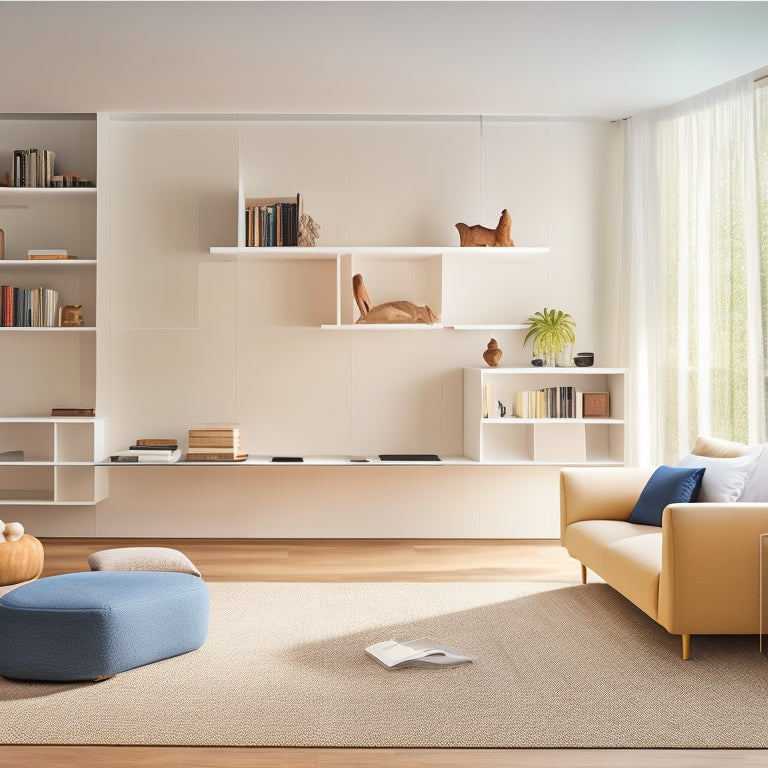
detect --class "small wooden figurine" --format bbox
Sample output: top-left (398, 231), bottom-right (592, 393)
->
top-left (59, 305), bottom-right (83, 327)
top-left (455, 209), bottom-right (514, 247)
top-left (353, 273), bottom-right (439, 324)
top-left (298, 214), bottom-right (320, 247)
top-left (483, 338), bottom-right (502, 367)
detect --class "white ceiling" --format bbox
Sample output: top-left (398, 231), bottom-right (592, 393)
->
top-left (2, 1), bottom-right (767, 119)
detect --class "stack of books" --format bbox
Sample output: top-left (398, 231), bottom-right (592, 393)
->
top-left (186, 423), bottom-right (247, 462)
top-left (111, 438), bottom-right (181, 463)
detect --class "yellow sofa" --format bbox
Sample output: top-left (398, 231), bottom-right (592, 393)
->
top-left (560, 465), bottom-right (768, 659)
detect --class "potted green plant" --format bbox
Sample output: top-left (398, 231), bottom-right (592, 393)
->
top-left (523, 307), bottom-right (576, 366)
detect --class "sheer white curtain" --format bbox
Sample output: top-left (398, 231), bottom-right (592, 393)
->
top-left (620, 74), bottom-right (765, 465)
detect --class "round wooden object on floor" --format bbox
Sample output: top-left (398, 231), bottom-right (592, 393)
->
top-left (0, 534), bottom-right (45, 586)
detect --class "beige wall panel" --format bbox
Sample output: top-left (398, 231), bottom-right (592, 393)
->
top-left (348, 120), bottom-right (483, 246)
top-left (97, 467), bottom-right (237, 538)
top-left (341, 466), bottom-right (479, 538)
top-left (238, 121), bottom-right (352, 246)
top-left (109, 119), bottom-right (238, 329)
top-left (232, 466), bottom-right (478, 539)
top-left (545, 120), bottom-right (619, 364)
top-left (233, 467), bottom-right (353, 538)
top-left (10, 505), bottom-right (98, 537)
top-left (109, 261), bottom-right (238, 450)
top-left (236, 329), bottom-right (352, 457)
top-left (476, 465), bottom-right (562, 538)
top-left (3, 333), bottom-right (96, 417)
top-left (483, 120), bottom-right (549, 246)
top-left (348, 330), bottom-right (446, 456)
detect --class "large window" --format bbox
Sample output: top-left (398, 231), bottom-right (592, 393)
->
top-left (622, 74), bottom-right (768, 464)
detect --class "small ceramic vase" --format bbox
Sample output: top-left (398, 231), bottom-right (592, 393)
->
top-left (483, 338), bottom-right (502, 367)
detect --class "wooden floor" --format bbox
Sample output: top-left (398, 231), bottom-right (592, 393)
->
top-left (2, 538), bottom-right (765, 768)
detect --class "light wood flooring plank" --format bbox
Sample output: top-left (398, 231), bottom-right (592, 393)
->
top-left (38, 538), bottom-right (582, 583)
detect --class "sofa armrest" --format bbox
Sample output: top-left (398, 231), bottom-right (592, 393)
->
top-left (559, 467), bottom-right (653, 540)
top-left (659, 502), bottom-right (768, 635)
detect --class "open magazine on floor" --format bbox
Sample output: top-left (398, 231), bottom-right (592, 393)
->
top-left (365, 638), bottom-right (474, 669)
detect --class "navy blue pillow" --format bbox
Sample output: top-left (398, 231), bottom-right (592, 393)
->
top-left (628, 465), bottom-right (705, 526)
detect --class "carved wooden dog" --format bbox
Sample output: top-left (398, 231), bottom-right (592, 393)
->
top-left (353, 274), bottom-right (439, 324)
top-left (455, 209), bottom-right (514, 247)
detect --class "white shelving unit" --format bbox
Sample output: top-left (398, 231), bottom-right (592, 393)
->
top-left (0, 114), bottom-right (108, 504)
top-left (0, 417), bottom-right (109, 504)
top-left (207, 245), bottom-right (549, 329)
top-left (464, 366), bottom-right (627, 465)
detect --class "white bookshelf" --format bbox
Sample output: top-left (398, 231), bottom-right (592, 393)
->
top-left (464, 366), bottom-right (627, 465)
top-left (0, 113), bottom-right (108, 504)
top-left (0, 417), bottom-right (109, 504)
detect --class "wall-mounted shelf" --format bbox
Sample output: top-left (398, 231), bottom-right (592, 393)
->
top-left (0, 417), bottom-right (109, 504)
top-left (464, 367), bottom-right (627, 465)
top-left (207, 245), bottom-right (549, 329)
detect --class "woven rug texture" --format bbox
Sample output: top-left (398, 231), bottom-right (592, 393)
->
top-left (1, 581), bottom-right (766, 747)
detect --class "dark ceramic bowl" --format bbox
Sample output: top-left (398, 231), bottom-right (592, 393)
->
top-left (573, 354), bottom-right (594, 367)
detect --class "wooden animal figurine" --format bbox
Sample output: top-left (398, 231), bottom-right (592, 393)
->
top-left (455, 209), bottom-right (514, 247)
top-left (353, 274), bottom-right (439, 325)
top-left (483, 338), bottom-right (502, 367)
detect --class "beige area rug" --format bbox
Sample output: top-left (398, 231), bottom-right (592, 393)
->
top-left (1, 581), bottom-right (766, 748)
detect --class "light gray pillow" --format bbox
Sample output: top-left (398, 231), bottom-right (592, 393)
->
top-left (88, 547), bottom-right (201, 577)
top-left (678, 448), bottom-right (763, 503)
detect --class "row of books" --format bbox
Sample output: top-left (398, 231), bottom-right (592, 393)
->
top-left (12, 148), bottom-right (55, 187)
top-left (244, 194), bottom-right (302, 247)
top-left (513, 387), bottom-right (582, 419)
top-left (1, 285), bottom-right (59, 327)
top-left (10, 148), bottom-right (92, 188)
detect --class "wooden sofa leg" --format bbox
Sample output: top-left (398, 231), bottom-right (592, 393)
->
top-left (682, 634), bottom-right (691, 660)
top-left (580, 564), bottom-right (587, 584)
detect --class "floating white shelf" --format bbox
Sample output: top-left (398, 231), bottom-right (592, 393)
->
top-left (208, 245), bottom-right (548, 259)
top-left (205, 244), bottom-right (549, 329)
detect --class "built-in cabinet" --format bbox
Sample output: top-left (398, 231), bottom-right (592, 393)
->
top-left (0, 114), bottom-right (108, 504)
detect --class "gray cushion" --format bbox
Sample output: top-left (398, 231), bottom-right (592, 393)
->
top-left (88, 547), bottom-right (201, 577)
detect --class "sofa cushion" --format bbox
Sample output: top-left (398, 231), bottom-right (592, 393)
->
top-left (563, 519), bottom-right (659, 577)
top-left (602, 532), bottom-right (663, 621)
top-left (677, 449), bottom-right (762, 503)
top-left (692, 435), bottom-right (749, 458)
top-left (628, 465), bottom-right (705, 526)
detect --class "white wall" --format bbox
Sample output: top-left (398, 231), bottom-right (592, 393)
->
top-left (19, 114), bottom-right (619, 539)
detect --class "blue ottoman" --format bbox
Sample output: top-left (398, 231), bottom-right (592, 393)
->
top-left (0, 571), bottom-right (209, 681)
